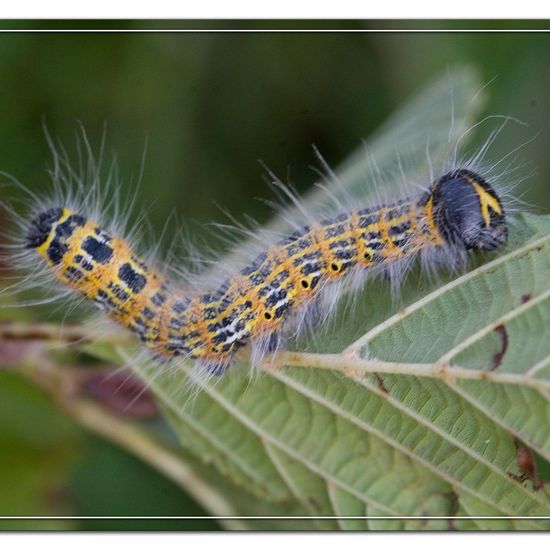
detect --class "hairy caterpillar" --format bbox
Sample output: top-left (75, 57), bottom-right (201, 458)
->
top-left (4, 154), bottom-right (510, 379)
top-left (0, 71), bottom-right (532, 396)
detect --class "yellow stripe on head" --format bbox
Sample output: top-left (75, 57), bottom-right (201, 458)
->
top-left (471, 180), bottom-right (503, 227)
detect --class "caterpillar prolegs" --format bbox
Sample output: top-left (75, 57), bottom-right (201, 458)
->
top-left (23, 167), bottom-right (507, 375)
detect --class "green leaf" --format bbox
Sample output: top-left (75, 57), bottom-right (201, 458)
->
top-left (122, 66), bottom-right (549, 528)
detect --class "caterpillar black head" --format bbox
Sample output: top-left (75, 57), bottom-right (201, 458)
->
top-left (25, 207), bottom-right (64, 249)
top-left (432, 169), bottom-right (508, 251)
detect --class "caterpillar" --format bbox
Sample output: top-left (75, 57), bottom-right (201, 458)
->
top-left (12, 157), bottom-right (508, 378)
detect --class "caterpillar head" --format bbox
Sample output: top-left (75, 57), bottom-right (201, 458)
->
top-left (432, 169), bottom-right (508, 251)
top-left (25, 207), bottom-right (65, 250)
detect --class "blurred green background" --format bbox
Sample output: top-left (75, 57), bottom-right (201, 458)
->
top-left (1, 23), bottom-right (550, 529)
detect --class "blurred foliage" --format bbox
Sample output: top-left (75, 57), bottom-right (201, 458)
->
top-left (0, 372), bottom-right (77, 529)
top-left (0, 372), bottom-right (219, 530)
top-left (1, 26), bottom-right (549, 242)
top-left (1, 24), bottom-right (550, 529)
top-left (70, 435), bottom-right (219, 531)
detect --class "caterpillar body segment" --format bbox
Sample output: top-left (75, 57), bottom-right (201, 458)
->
top-left (28, 206), bottom-right (174, 353)
top-left (24, 168), bottom-right (508, 375)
